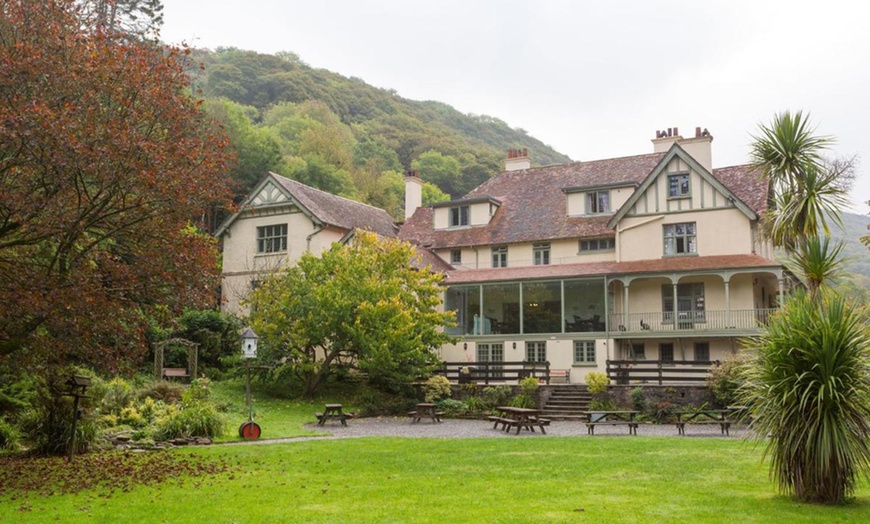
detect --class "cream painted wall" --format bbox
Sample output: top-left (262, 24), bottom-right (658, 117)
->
top-left (434, 238), bottom-right (617, 269)
top-left (566, 185), bottom-right (636, 216)
top-left (433, 207), bottom-right (449, 229)
top-left (221, 209), bottom-right (347, 315)
top-left (469, 202), bottom-right (493, 226)
top-left (617, 207), bottom-right (753, 262)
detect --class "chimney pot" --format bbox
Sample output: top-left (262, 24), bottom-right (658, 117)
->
top-left (673, 127), bottom-right (679, 136)
top-left (695, 127), bottom-right (702, 138)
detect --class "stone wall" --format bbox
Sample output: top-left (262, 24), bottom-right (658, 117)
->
top-left (608, 385), bottom-right (716, 409)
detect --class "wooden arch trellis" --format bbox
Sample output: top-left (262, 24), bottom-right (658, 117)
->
top-left (153, 338), bottom-right (200, 380)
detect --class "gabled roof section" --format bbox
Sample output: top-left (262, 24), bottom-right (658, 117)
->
top-left (399, 153), bottom-right (665, 248)
top-left (607, 144), bottom-right (760, 229)
top-left (216, 172), bottom-right (397, 238)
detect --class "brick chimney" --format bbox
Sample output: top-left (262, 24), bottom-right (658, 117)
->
top-left (403, 170), bottom-right (423, 220)
top-left (504, 148), bottom-right (531, 171)
top-left (652, 126), bottom-right (713, 172)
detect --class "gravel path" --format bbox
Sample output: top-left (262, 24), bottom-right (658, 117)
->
top-left (221, 417), bottom-right (749, 446)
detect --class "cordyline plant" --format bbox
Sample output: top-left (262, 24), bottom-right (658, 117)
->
top-left (0, 0), bottom-right (232, 374)
top-left (739, 289), bottom-right (870, 504)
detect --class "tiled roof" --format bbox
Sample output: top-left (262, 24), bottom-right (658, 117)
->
top-left (442, 254), bottom-right (780, 285)
top-left (272, 174), bottom-right (397, 237)
top-left (399, 154), bottom-right (769, 249)
top-left (399, 153), bottom-right (665, 248)
top-left (711, 164), bottom-right (768, 216)
top-left (412, 247), bottom-right (454, 273)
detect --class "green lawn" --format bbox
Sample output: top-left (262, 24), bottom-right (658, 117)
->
top-left (3, 437), bottom-right (870, 523)
top-left (209, 379), bottom-right (357, 441)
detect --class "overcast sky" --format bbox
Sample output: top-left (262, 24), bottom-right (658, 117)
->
top-left (160, 0), bottom-right (870, 214)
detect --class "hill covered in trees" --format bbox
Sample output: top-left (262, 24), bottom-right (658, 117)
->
top-left (186, 47), bottom-right (571, 218)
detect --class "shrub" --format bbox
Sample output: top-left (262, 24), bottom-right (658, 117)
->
top-left (588, 398), bottom-right (619, 411)
top-left (137, 380), bottom-right (184, 403)
top-left (355, 389), bottom-right (415, 416)
top-left (741, 290), bottom-right (870, 503)
top-left (422, 375), bottom-right (452, 403)
top-left (0, 418), bottom-right (21, 450)
top-left (464, 395), bottom-right (488, 414)
top-left (152, 402), bottom-right (226, 440)
top-left (518, 376), bottom-right (539, 394)
top-left (118, 406), bottom-right (147, 428)
top-left (100, 377), bottom-right (135, 415)
top-left (707, 352), bottom-right (749, 407)
top-left (652, 401), bottom-right (676, 423)
top-left (630, 387), bottom-right (646, 412)
top-left (480, 386), bottom-right (512, 408)
top-left (585, 371), bottom-right (609, 394)
top-left (435, 398), bottom-right (467, 417)
top-left (19, 398), bottom-right (103, 455)
top-left (182, 377), bottom-right (212, 403)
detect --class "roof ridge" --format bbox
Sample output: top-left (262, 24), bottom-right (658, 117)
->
top-left (270, 172), bottom-right (392, 216)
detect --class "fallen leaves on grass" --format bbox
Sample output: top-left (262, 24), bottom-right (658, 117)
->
top-left (0, 451), bottom-right (230, 499)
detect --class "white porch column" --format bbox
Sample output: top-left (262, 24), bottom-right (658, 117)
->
top-left (724, 280), bottom-right (731, 328)
top-left (778, 278), bottom-right (785, 306)
top-left (623, 283), bottom-right (630, 330)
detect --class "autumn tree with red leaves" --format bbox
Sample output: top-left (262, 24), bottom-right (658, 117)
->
top-left (0, 0), bottom-right (232, 374)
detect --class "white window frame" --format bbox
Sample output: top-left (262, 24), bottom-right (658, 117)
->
top-left (585, 190), bottom-right (611, 214)
top-left (573, 341), bottom-right (596, 365)
top-left (256, 224), bottom-right (288, 254)
top-left (663, 222), bottom-right (697, 256)
top-left (533, 243), bottom-right (550, 266)
top-left (492, 246), bottom-right (508, 268)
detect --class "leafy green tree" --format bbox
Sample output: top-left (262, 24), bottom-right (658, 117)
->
top-left (740, 290), bottom-right (870, 504)
top-left (204, 99), bottom-right (286, 196)
top-left (247, 232), bottom-right (455, 396)
top-left (412, 150), bottom-right (463, 198)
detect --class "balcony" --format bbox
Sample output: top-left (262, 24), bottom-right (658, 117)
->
top-left (608, 308), bottom-right (777, 337)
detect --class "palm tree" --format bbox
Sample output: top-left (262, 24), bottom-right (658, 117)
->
top-left (787, 236), bottom-right (845, 296)
top-left (740, 289), bottom-right (870, 504)
top-left (750, 111), bottom-right (846, 250)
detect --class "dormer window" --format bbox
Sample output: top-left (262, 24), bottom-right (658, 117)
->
top-left (449, 205), bottom-right (469, 227)
top-left (585, 191), bottom-right (610, 214)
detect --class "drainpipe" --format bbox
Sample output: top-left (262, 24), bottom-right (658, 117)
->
top-left (306, 223), bottom-right (324, 252)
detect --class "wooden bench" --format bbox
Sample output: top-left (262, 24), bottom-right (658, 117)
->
top-left (675, 419), bottom-right (732, 436)
top-left (548, 369), bottom-right (570, 383)
top-left (162, 368), bottom-right (189, 380)
top-left (585, 420), bottom-right (639, 435)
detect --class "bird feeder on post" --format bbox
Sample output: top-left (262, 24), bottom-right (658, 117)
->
top-left (238, 328), bottom-right (262, 439)
top-left (63, 375), bottom-right (92, 462)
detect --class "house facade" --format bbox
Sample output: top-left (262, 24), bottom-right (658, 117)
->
top-left (399, 127), bottom-right (792, 384)
top-left (216, 172), bottom-right (397, 315)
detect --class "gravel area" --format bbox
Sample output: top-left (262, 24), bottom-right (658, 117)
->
top-left (222, 417), bottom-right (749, 446)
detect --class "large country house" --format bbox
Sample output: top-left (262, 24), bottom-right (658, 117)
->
top-left (218, 127), bottom-right (793, 384)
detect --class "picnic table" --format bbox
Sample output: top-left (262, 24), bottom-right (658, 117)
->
top-left (315, 404), bottom-right (352, 426)
top-left (581, 410), bottom-right (640, 435)
top-left (674, 408), bottom-right (737, 436)
top-left (408, 403), bottom-right (443, 423)
top-left (488, 406), bottom-right (550, 435)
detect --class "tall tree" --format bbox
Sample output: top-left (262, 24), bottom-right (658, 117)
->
top-left (82, 0), bottom-right (164, 39)
top-left (0, 0), bottom-right (231, 372)
top-left (247, 232), bottom-right (455, 396)
top-left (750, 111), bottom-right (847, 249)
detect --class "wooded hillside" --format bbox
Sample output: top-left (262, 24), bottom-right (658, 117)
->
top-left (186, 47), bottom-right (571, 217)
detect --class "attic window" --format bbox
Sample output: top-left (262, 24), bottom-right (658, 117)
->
top-left (668, 173), bottom-right (690, 198)
top-left (585, 191), bottom-right (610, 214)
top-left (450, 205), bottom-right (469, 227)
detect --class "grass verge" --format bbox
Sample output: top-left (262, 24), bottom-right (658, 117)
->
top-left (2, 437), bottom-right (869, 523)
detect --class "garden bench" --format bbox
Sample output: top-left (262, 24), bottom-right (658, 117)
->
top-left (162, 367), bottom-right (189, 380)
top-left (548, 369), bottom-right (570, 383)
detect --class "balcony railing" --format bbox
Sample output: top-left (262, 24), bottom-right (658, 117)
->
top-left (608, 308), bottom-right (777, 334)
top-left (606, 359), bottom-right (720, 385)
top-left (437, 360), bottom-right (553, 384)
